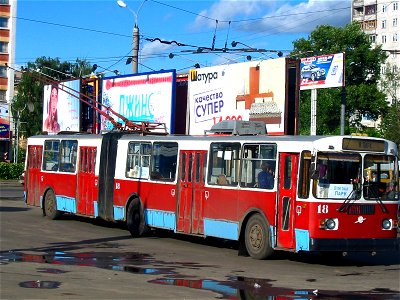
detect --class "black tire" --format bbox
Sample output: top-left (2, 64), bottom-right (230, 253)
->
top-left (127, 200), bottom-right (147, 237)
top-left (310, 73), bottom-right (316, 81)
top-left (245, 214), bottom-right (274, 259)
top-left (44, 190), bottom-right (61, 220)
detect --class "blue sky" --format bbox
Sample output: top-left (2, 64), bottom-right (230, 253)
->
top-left (15, 0), bottom-right (351, 76)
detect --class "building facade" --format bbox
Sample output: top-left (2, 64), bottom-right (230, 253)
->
top-left (0, 0), bottom-right (16, 161)
top-left (352, 0), bottom-right (400, 106)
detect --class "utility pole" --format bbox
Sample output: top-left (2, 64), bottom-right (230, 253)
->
top-left (132, 25), bottom-right (139, 74)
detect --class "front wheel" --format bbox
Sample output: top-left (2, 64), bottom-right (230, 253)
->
top-left (44, 190), bottom-right (61, 220)
top-left (245, 214), bottom-right (274, 259)
top-left (127, 200), bottom-right (147, 237)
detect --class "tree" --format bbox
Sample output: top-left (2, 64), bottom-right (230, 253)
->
top-left (12, 57), bottom-right (92, 137)
top-left (380, 64), bottom-right (400, 145)
top-left (291, 23), bottom-right (389, 135)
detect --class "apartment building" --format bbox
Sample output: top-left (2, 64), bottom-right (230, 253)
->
top-left (0, 0), bottom-right (16, 159)
top-left (352, 0), bottom-right (400, 105)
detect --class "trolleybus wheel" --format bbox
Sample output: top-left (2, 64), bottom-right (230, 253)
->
top-left (44, 190), bottom-right (61, 220)
top-left (245, 214), bottom-right (273, 259)
top-left (127, 200), bottom-right (147, 237)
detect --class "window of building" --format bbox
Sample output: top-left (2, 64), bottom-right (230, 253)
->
top-left (0, 42), bottom-right (7, 53)
top-left (240, 143), bottom-right (277, 189)
top-left (394, 2), bottom-right (398, 11)
top-left (0, 66), bottom-right (6, 77)
top-left (382, 35), bottom-right (387, 43)
top-left (393, 18), bottom-right (398, 27)
top-left (0, 17), bottom-right (8, 28)
top-left (369, 34), bottom-right (376, 43)
top-left (0, 90), bottom-right (6, 101)
top-left (126, 142), bottom-right (151, 179)
top-left (363, 20), bottom-right (377, 30)
top-left (151, 142), bottom-right (178, 181)
top-left (365, 4), bottom-right (377, 15)
top-left (393, 33), bottom-right (398, 42)
top-left (208, 142), bottom-right (240, 186)
top-left (382, 4), bottom-right (386, 12)
top-left (382, 20), bottom-right (386, 29)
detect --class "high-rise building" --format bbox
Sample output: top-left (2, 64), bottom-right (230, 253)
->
top-left (352, 0), bottom-right (400, 105)
top-left (0, 0), bottom-right (16, 160)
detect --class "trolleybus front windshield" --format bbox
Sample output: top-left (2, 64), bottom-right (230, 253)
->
top-left (312, 153), bottom-right (398, 201)
top-left (313, 153), bottom-right (362, 200)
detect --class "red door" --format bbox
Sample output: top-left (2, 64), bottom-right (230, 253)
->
top-left (26, 145), bottom-right (43, 206)
top-left (177, 150), bottom-right (207, 234)
top-left (77, 147), bottom-right (97, 216)
top-left (277, 153), bottom-right (299, 249)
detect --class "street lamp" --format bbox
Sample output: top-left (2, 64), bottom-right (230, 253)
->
top-left (117, 0), bottom-right (147, 74)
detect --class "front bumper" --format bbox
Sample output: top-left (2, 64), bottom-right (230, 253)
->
top-left (309, 238), bottom-right (399, 252)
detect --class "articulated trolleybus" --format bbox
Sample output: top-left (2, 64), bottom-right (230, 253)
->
top-left (24, 121), bottom-right (399, 259)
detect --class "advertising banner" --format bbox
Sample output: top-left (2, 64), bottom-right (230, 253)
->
top-left (101, 70), bottom-right (176, 133)
top-left (42, 80), bottom-right (81, 133)
top-left (188, 58), bottom-right (287, 135)
top-left (300, 53), bottom-right (344, 90)
top-left (0, 103), bottom-right (10, 139)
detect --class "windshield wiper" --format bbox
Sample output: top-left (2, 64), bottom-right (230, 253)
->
top-left (338, 186), bottom-right (361, 213)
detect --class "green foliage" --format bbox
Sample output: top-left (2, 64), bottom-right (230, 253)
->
top-left (380, 102), bottom-right (400, 146)
top-left (292, 23), bottom-right (389, 135)
top-left (0, 163), bottom-right (24, 180)
top-left (12, 57), bottom-right (92, 137)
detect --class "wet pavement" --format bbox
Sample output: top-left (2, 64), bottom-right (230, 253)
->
top-left (1, 182), bottom-right (399, 299)
top-left (1, 250), bottom-right (399, 299)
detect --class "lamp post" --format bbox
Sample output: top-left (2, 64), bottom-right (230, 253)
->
top-left (117, 0), bottom-right (147, 74)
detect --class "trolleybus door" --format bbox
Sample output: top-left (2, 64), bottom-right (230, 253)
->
top-left (177, 150), bottom-right (207, 234)
top-left (277, 153), bottom-right (299, 249)
top-left (77, 147), bottom-right (97, 216)
top-left (26, 145), bottom-right (43, 206)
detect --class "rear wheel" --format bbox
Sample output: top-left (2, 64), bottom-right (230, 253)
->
top-left (245, 214), bottom-right (274, 259)
top-left (127, 200), bottom-right (147, 237)
top-left (44, 190), bottom-right (61, 220)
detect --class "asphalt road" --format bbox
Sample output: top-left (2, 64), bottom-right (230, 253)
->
top-left (0, 180), bottom-right (399, 299)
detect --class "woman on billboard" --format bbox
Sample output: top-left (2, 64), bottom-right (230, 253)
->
top-left (44, 85), bottom-right (60, 133)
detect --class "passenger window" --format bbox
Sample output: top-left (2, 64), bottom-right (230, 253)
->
top-left (240, 144), bottom-right (277, 189)
top-left (207, 142), bottom-right (240, 186)
top-left (126, 142), bottom-right (151, 179)
top-left (151, 142), bottom-right (178, 181)
top-left (43, 140), bottom-right (60, 171)
top-left (59, 140), bottom-right (78, 173)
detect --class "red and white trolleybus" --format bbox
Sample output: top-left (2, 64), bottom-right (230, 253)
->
top-left (24, 121), bottom-right (399, 259)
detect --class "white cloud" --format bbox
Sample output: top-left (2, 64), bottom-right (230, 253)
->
top-left (190, 0), bottom-right (351, 34)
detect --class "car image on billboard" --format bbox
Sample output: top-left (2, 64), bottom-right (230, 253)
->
top-left (300, 64), bottom-right (326, 81)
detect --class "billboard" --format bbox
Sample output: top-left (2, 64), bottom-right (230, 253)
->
top-left (300, 53), bottom-right (344, 90)
top-left (188, 58), bottom-right (288, 135)
top-left (101, 70), bottom-right (176, 133)
top-left (42, 80), bottom-right (81, 133)
top-left (0, 103), bottom-right (10, 140)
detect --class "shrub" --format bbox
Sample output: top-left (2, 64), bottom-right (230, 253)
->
top-left (0, 163), bottom-right (24, 180)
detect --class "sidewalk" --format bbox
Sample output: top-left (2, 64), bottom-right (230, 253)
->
top-left (0, 180), bottom-right (24, 199)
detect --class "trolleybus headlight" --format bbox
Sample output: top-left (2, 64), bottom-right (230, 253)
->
top-left (382, 219), bottom-right (392, 230)
top-left (325, 218), bottom-right (337, 230)
top-left (319, 218), bottom-right (339, 230)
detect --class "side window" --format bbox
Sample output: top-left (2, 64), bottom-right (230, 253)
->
top-left (59, 140), bottom-right (78, 173)
top-left (240, 144), bottom-right (277, 189)
top-left (151, 142), bottom-right (178, 181)
top-left (43, 140), bottom-right (60, 171)
top-left (208, 142), bottom-right (241, 186)
top-left (298, 151), bottom-right (311, 198)
top-left (126, 142), bottom-right (151, 179)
